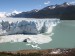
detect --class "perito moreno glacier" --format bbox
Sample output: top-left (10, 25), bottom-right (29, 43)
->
top-left (0, 18), bottom-right (60, 49)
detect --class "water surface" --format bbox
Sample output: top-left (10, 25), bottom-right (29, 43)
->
top-left (0, 20), bottom-right (75, 51)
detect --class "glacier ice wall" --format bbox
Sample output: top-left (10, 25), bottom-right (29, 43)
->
top-left (0, 18), bottom-right (60, 49)
top-left (0, 18), bottom-right (60, 35)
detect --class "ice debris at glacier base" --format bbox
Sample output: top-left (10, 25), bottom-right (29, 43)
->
top-left (0, 34), bottom-right (52, 49)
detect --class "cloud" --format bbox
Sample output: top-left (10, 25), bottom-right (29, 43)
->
top-left (69, 1), bottom-right (75, 4)
top-left (44, 1), bottom-right (50, 5)
top-left (0, 10), bottom-right (22, 18)
top-left (0, 12), bottom-right (6, 18)
top-left (7, 10), bottom-right (22, 16)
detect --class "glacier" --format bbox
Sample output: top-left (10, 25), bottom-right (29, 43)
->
top-left (0, 18), bottom-right (60, 49)
top-left (0, 18), bottom-right (60, 35)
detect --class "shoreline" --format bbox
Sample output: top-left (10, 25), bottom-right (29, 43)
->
top-left (0, 48), bottom-right (75, 56)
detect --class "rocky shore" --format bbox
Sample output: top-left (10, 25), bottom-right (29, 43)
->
top-left (0, 48), bottom-right (75, 56)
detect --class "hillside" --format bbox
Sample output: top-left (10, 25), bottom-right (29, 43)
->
top-left (11, 2), bottom-right (75, 20)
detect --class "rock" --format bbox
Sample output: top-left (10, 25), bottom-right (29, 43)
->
top-left (23, 39), bottom-right (27, 42)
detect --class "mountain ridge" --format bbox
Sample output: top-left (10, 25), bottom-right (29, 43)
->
top-left (10, 2), bottom-right (75, 20)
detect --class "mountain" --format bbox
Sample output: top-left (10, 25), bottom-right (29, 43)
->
top-left (10, 2), bottom-right (75, 20)
top-left (0, 10), bottom-right (21, 18)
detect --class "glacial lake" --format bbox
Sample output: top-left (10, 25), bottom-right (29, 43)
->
top-left (0, 20), bottom-right (75, 51)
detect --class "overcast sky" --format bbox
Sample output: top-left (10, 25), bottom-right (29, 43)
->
top-left (0, 0), bottom-right (75, 12)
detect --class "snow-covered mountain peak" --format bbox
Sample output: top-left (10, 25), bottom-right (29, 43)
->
top-left (62, 2), bottom-right (71, 6)
top-left (27, 9), bottom-right (39, 13)
top-left (48, 6), bottom-right (56, 9)
top-left (0, 10), bottom-right (22, 18)
top-left (11, 10), bottom-right (21, 15)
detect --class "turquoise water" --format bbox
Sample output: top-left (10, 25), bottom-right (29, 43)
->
top-left (47, 20), bottom-right (75, 48)
top-left (0, 20), bottom-right (75, 51)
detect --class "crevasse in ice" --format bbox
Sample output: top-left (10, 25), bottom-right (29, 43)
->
top-left (0, 18), bottom-right (60, 35)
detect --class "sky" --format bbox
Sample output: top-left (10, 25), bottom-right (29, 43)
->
top-left (0, 0), bottom-right (75, 12)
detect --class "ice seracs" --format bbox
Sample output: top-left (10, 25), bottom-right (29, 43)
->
top-left (0, 18), bottom-right (60, 35)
